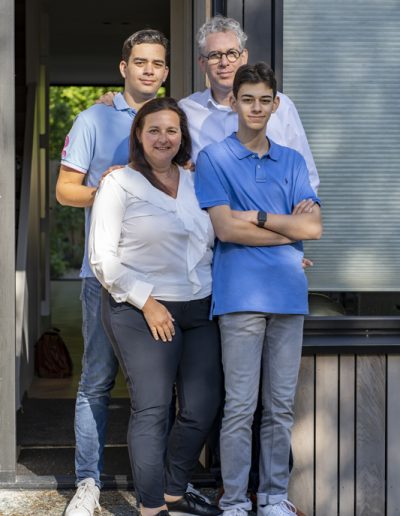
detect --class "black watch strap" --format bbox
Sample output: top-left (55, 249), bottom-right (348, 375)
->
top-left (257, 210), bottom-right (267, 228)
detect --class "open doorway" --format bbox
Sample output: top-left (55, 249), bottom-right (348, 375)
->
top-left (16, 0), bottom-right (202, 487)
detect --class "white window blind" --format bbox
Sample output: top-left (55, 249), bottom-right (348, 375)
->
top-left (283, 0), bottom-right (400, 291)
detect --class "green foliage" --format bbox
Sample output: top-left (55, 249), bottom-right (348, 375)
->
top-left (49, 84), bottom-right (166, 278)
top-left (50, 204), bottom-right (85, 278)
top-left (49, 85), bottom-right (165, 160)
top-left (50, 86), bottom-right (122, 277)
top-left (49, 86), bottom-right (123, 160)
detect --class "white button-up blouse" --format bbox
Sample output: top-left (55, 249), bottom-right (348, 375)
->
top-left (89, 166), bottom-right (214, 309)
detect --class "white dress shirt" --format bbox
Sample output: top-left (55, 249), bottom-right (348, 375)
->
top-left (179, 88), bottom-right (319, 193)
top-left (89, 166), bottom-right (214, 309)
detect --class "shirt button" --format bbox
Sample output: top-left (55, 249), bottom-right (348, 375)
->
top-left (257, 165), bottom-right (261, 168)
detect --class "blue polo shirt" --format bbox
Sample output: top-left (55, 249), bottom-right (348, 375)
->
top-left (61, 93), bottom-right (136, 278)
top-left (195, 133), bottom-right (320, 316)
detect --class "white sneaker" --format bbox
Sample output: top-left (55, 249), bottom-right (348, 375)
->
top-left (258, 500), bottom-right (297, 516)
top-left (223, 508), bottom-right (248, 516)
top-left (65, 478), bottom-right (101, 516)
top-left (185, 483), bottom-right (211, 504)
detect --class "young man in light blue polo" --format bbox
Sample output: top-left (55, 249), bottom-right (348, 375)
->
top-left (195, 63), bottom-right (322, 516)
top-left (56, 30), bottom-right (170, 516)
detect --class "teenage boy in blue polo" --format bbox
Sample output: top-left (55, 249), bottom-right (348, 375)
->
top-left (195, 63), bottom-right (322, 516)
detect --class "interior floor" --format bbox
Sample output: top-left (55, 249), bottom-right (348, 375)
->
top-left (28, 280), bottom-right (128, 399)
top-left (17, 280), bottom-right (213, 486)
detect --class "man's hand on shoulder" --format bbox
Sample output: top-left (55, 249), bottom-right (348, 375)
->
top-left (100, 165), bottom-right (125, 183)
top-left (183, 160), bottom-right (195, 172)
top-left (95, 91), bottom-right (118, 106)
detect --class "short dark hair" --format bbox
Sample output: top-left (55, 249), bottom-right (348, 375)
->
top-left (122, 29), bottom-right (169, 63)
top-left (233, 62), bottom-right (277, 99)
top-left (129, 97), bottom-right (192, 196)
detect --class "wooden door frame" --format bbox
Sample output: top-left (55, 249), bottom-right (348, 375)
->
top-left (212, 0), bottom-right (283, 90)
top-left (0, 0), bottom-right (16, 483)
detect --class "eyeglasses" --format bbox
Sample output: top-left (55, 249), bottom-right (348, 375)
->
top-left (200, 49), bottom-right (243, 65)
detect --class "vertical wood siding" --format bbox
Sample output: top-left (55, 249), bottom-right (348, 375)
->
top-left (290, 354), bottom-right (400, 515)
top-left (0, 0), bottom-right (16, 481)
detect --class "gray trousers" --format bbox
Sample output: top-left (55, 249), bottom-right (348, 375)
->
top-left (218, 312), bottom-right (303, 509)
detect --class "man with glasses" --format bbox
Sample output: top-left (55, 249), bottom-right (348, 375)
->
top-left (179, 15), bottom-right (319, 194)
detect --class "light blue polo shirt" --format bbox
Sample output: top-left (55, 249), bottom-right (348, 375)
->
top-left (60, 93), bottom-right (136, 278)
top-left (195, 133), bottom-right (320, 316)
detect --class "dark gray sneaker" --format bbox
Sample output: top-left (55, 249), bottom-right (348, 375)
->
top-left (167, 493), bottom-right (222, 516)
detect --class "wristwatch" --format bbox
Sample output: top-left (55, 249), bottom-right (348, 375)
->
top-left (257, 210), bottom-right (267, 228)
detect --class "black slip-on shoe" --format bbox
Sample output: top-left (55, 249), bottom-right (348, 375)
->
top-left (167, 493), bottom-right (222, 516)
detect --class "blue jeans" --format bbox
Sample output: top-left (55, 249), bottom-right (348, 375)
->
top-left (75, 277), bottom-right (119, 487)
top-left (219, 312), bottom-right (303, 509)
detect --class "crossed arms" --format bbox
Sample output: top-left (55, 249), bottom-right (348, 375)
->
top-left (208, 199), bottom-right (322, 246)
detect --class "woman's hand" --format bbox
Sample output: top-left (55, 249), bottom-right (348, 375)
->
top-left (142, 296), bottom-right (175, 342)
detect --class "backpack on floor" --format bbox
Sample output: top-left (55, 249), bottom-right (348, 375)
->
top-left (34, 328), bottom-right (73, 378)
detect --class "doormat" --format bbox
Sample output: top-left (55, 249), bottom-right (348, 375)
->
top-left (17, 398), bottom-right (130, 446)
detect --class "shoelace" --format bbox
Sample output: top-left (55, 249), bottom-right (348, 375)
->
top-left (72, 482), bottom-right (101, 511)
top-left (186, 483), bottom-right (211, 504)
top-left (274, 500), bottom-right (297, 514)
top-left (223, 508), bottom-right (248, 516)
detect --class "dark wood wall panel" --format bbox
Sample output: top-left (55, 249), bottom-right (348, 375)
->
top-left (225, 0), bottom-right (243, 23)
top-left (290, 356), bottom-right (315, 516)
top-left (242, 0), bottom-right (272, 65)
top-left (214, 0), bottom-right (283, 89)
top-left (290, 353), bottom-right (398, 515)
top-left (339, 355), bottom-right (355, 516)
top-left (315, 356), bottom-right (339, 514)
top-left (356, 356), bottom-right (386, 516)
top-left (387, 356), bottom-right (400, 515)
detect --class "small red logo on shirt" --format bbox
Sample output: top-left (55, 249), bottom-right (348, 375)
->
top-left (62, 134), bottom-right (70, 159)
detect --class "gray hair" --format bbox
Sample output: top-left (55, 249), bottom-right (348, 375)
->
top-left (196, 15), bottom-right (248, 53)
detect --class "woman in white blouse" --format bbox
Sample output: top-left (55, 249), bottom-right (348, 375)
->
top-left (89, 97), bottom-right (222, 516)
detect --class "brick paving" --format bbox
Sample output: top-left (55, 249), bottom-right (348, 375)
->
top-left (0, 488), bottom-right (218, 516)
